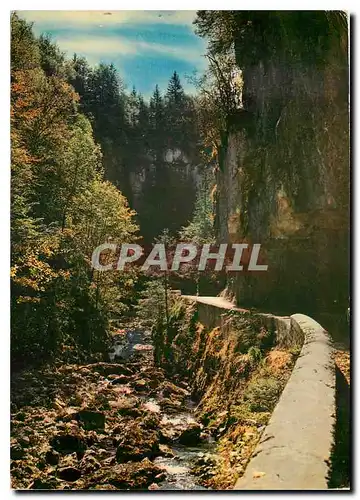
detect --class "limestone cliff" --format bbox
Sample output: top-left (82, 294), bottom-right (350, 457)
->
top-left (215, 13), bottom-right (349, 314)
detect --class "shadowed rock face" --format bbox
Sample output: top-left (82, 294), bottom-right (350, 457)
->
top-left (215, 14), bottom-right (349, 315)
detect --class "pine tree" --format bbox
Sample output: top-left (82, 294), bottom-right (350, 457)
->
top-left (166, 71), bottom-right (185, 106)
top-left (180, 171), bottom-right (215, 244)
top-left (149, 85), bottom-right (164, 130)
top-left (137, 94), bottom-right (149, 135)
top-left (165, 71), bottom-right (196, 152)
top-left (38, 33), bottom-right (66, 77)
top-left (127, 86), bottom-right (138, 127)
top-left (69, 54), bottom-right (92, 112)
top-left (11, 12), bottom-right (40, 71)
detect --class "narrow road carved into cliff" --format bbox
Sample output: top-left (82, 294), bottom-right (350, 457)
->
top-left (182, 295), bottom-right (248, 312)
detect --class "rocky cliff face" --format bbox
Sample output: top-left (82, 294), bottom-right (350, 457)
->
top-left (129, 148), bottom-right (201, 209)
top-left (216, 16), bottom-right (349, 314)
top-left (129, 148), bottom-right (201, 242)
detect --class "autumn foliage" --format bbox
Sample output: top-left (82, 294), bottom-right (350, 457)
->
top-left (11, 13), bottom-right (138, 364)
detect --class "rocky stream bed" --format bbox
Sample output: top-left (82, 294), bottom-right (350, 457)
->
top-left (12, 316), bottom-right (340, 491)
top-left (11, 329), bottom-right (219, 490)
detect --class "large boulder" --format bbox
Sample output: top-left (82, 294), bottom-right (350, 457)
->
top-left (89, 459), bottom-right (164, 490)
top-left (50, 433), bottom-right (86, 454)
top-left (178, 424), bottom-right (202, 446)
top-left (76, 410), bottom-right (105, 431)
top-left (115, 424), bottom-right (159, 463)
top-left (57, 466), bottom-right (82, 482)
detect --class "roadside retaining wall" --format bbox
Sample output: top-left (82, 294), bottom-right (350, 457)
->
top-left (235, 313), bottom-right (335, 490)
top-left (182, 296), bottom-right (335, 490)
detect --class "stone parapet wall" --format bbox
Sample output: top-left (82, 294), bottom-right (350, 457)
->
top-left (181, 296), bottom-right (335, 490)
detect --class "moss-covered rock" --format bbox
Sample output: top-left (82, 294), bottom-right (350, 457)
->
top-left (115, 423), bottom-right (160, 463)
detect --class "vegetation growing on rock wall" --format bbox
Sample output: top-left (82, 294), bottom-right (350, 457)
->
top-left (195, 10), bottom-right (349, 224)
top-left (157, 298), bottom-right (301, 488)
top-left (193, 10), bottom-right (349, 313)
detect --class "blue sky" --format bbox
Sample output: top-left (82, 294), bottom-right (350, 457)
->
top-left (19, 10), bottom-right (208, 98)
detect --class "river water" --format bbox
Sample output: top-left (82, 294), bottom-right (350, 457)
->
top-left (108, 327), bottom-right (214, 490)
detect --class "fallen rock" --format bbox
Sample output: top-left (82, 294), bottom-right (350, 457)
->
top-left (17, 435), bottom-right (30, 448)
top-left (57, 466), bottom-right (82, 482)
top-left (90, 458), bottom-right (164, 490)
top-left (116, 424), bottom-right (159, 462)
top-left (45, 449), bottom-right (60, 465)
top-left (155, 472), bottom-right (167, 481)
top-left (132, 379), bottom-right (149, 392)
top-left (50, 433), bottom-right (86, 454)
top-left (29, 477), bottom-right (59, 490)
top-left (11, 443), bottom-right (24, 460)
top-left (82, 363), bottom-right (133, 377)
top-left (140, 413), bottom-right (161, 430)
top-left (110, 375), bottom-right (132, 385)
top-left (80, 453), bottom-right (101, 474)
top-left (159, 444), bottom-right (176, 458)
top-left (178, 424), bottom-right (202, 446)
top-left (159, 381), bottom-right (189, 400)
top-left (159, 428), bottom-right (175, 444)
top-left (58, 451), bottom-right (78, 468)
top-left (158, 398), bottom-right (183, 414)
top-left (76, 410), bottom-right (105, 431)
top-left (114, 398), bottom-right (143, 418)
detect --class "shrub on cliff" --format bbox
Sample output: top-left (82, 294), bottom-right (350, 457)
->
top-left (244, 377), bottom-right (282, 413)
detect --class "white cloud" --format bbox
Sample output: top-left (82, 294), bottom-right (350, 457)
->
top-left (57, 35), bottom-right (138, 56)
top-left (18, 10), bottom-right (197, 29)
top-left (136, 40), bottom-right (206, 65)
top-left (16, 10), bottom-right (208, 93)
top-left (54, 34), bottom-right (207, 68)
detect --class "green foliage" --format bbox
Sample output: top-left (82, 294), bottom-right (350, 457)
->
top-left (9, 11), bottom-right (209, 366)
top-left (244, 376), bottom-right (282, 412)
top-left (69, 58), bottom-right (128, 191)
top-left (38, 33), bottom-right (66, 77)
top-left (180, 170), bottom-right (215, 244)
top-left (11, 12), bottom-right (40, 71)
top-left (228, 312), bottom-right (274, 353)
top-left (11, 14), bottom-right (139, 365)
top-left (136, 279), bottom-right (168, 330)
top-left (68, 55), bottom-right (201, 242)
top-left (247, 346), bottom-right (262, 366)
top-left (136, 229), bottom-right (174, 332)
top-left (136, 279), bottom-right (179, 366)
top-left (189, 51), bottom-right (242, 175)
